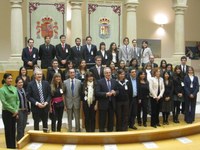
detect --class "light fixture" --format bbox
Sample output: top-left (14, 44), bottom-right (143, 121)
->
top-left (154, 13), bottom-right (168, 27)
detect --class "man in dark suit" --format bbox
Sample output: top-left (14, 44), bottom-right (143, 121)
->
top-left (89, 56), bottom-right (104, 80)
top-left (21, 38), bottom-right (39, 69)
top-left (46, 59), bottom-right (63, 83)
top-left (82, 36), bottom-right (97, 68)
top-left (56, 35), bottom-right (72, 68)
top-left (71, 37), bottom-right (83, 68)
top-left (149, 55), bottom-right (158, 69)
top-left (96, 67), bottom-right (119, 132)
top-left (27, 69), bottom-right (51, 130)
top-left (127, 68), bottom-right (138, 130)
top-left (180, 56), bottom-right (190, 114)
top-left (39, 36), bottom-right (56, 69)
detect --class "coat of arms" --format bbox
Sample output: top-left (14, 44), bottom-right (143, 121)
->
top-left (36, 16), bottom-right (58, 39)
top-left (99, 17), bottom-right (110, 39)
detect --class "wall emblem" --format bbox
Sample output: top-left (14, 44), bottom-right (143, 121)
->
top-left (36, 16), bottom-right (58, 39)
top-left (99, 17), bottom-right (110, 39)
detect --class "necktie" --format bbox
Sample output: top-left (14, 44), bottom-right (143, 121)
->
top-left (46, 45), bottom-right (49, 50)
top-left (29, 48), bottom-right (32, 54)
top-left (62, 44), bottom-right (65, 51)
top-left (38, 81), bottom-right (44, 103)
top-left (71, 79), bottom-right (74, 97)
top-left (20, 90), bottom-right (25, 109)
top-left (107, 79), bottom-right (111, 92)
top-left (77, 46), bottom-right (79, 51)
top-left (97, 67), bottom-right (101, 76)
top-left (183, 65), bottom-right (186, 73)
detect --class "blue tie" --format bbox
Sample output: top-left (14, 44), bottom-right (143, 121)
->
top-left (71, 79), bottom-right (74, 96)
top-left (107, 80), bottom-right (111, 92)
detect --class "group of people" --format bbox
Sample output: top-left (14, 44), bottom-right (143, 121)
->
top-left (0, 35), bottom-right (199, 149)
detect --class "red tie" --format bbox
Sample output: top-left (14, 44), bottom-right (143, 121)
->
top-left (62, 44), bottom-right (65, 51)
top-left (29, 48), bottom-right (32, 54)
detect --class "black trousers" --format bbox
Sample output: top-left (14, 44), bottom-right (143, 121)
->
top-left (129, 97), bottom-right (138, 127)
top-left (184, 97), bottom-right (196, 123)
top-left (83, 102), bottom-right (96, 132)
top-left (99, 101), bottom-right (114, 132)
top-left (116, 101), bottom-right (129, 131)
top-left (2, 110), bottom-right (16, 149)
top-left (150, 97), bottom-right (162, 126)
top-left (51, 105), bottom-right (64, 132)
top-left (137, 99), bottom-right (148, 124)
top-left (32, 109), bottom-right (48, 130)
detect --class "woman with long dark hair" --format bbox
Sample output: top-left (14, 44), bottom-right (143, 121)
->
top-left (137, 70), bottom-right (149, 127)
top-left (82, 72), bottom-right (97, 132)
top-left (107, 42), bottom-right (119, 65)
top-left (50, 73), bottom-right (64, 132)
top-left (97, 42), bottom-right (110, 67)
top-left (0, 73), bottom-right (19, 148)
top-left (160, 59), bottom-right (167, 76)
top-left (162, 71), bottom-right (174, 125)
top-left (76, 59), bottom-right (87, 83)
top-left (17, 66), bottom-right (31, 92)
top-left (16, 77), bottom-right (30, 141)
top-left (173, 65), bottom-right (184, 123)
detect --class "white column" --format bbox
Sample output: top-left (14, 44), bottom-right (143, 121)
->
top-left (10, 0), bottom-right (23, 59)
top-left (125, 0), bottom-right (139, 40)
top-left (70, 0), bottom-right (83, 44)
top-left (173, 0), bottom-right (187, 57)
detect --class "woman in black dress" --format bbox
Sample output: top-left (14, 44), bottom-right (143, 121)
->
top-left (173, 65), bottom-right (184, 123)
top-left (159, 59), bottom-right (167, 76)
top-left (115, 69), bottom-right (131, 131)
top-left (107, 42), bottom-right (119, 65)
top-left (50, 73), bottom-right (64, 132)
top-left (137, 70), bottom-right (149, 127)
top-left (162, 71), bottom-right (174, 125)
top-left (82, 72), bottom-right (97, 132)
top-left (110, 61), bottom-right (117, 79)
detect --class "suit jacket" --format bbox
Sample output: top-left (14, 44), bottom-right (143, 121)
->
top-left (118, 45), bottom-right (134, 64)
top-left (180, 64), bottom-right (189, 80)
top-left (71, 45), bottom-right (83, 68)
top-left (184, 75), bottom-right (199, 97)
top-left (127, 76), bottom-right (137, 99)
top-left (151, 63), bottom-right (158, 68)
top-left (46, 67), bottom-right (63, 83)
top-left (27, 80), bottom-right (51, 113)
top-left (39, 44), bottom-right (56, 69)
top-left (95, 78), bottom-right (119, 110)
top-left (55, 43), bottom-right (72, 68)
top-left (133, 46), bottom-right (141, 62)
top-left (96, 50), bottom-right (110, 66)
top-left (89, 66), bottom-right (104, 80)
top-left (107, 50), bottom-right (119, 64)
top-left (149, 77), bottom-right (165, 98)
top-left (82, 44), bottom-right (97, 64)
top-left (22, 47), bottom-right (39, 69)
top-left (63, 78), bottom-right (82, 109)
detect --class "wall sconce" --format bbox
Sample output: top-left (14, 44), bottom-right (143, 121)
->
top-left (154, 13), bottom-right (168, 26)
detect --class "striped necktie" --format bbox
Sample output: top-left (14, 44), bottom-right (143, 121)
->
top-left (38, 81), bottom-right (44, 103)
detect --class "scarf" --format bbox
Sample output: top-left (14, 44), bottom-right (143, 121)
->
top-left (86, 81), bottom-right (94, 106)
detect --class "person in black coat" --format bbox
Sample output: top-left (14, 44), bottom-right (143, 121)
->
top-left (115, 69), bottom-right (131, 131)
top-left (173, 65), bottom-right (184, 123)
top-left (17, 66), bottom-right (31, 92)
top-left (184, 66), bottom-right (199, 124)
top-left (55, 35), bottom-right (72, 68)
top-left (107, 42), bottom-right (119, 66)
top-left (21, 38), bottom-right (39, 69)
top-left (96, 42), bottom-right (110, 67)
top-left (76, 59), bottom-right (87, 83)
top-left (95, 67), bottom-right (119, 132)
top-left (81, 72), bottom-right (98, 132)
top-left (82, 36), bottom-right (97, 68)
top-left (71, 37), bottom-right (83, 68)
top-left (46, 59), bottom-right (63, 83)
top-left (27, 69), bottom-right (51, 130)
top-left (137, 70), bottom-right (149, 127)
top-left (39, 36), bottom-right (56, 69)
top-left (89, 56), bottom-right (104, 80)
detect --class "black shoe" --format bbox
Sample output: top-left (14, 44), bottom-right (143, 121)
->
top-left (157, 124), bottom-right (161, 127)
top-left (166, 121), bottom-right (169, 125)
top-left (163, 122), bottom-right (166, 125)
top-left (151, 125), bottom-right (157, 128)
top-left (130, 126), bottom-right (137, 130)
top-left (176, 120), bottom-right (180, 123)
top-left (143, 123), bottom-right (147, 127)
top-left (138, 123), bottom-right (142, 126)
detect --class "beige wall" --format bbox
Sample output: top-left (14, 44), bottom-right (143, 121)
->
top-left (0, 0), bottom-right (200, 61)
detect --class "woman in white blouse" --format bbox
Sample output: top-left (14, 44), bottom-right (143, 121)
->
top-left (149, 68), bottom-right (165, 128)
top-left (141, 40), bottom-right (153, 68)
top-left (108, 42), bottom-right (119, 65)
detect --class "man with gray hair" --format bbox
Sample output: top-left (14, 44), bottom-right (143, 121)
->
top-left (27, 69), bottom-right (51, 130)
top-left (63, 68), bottom-right (82, 132)
top-left (96, 67), bottom-right (119, 132)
